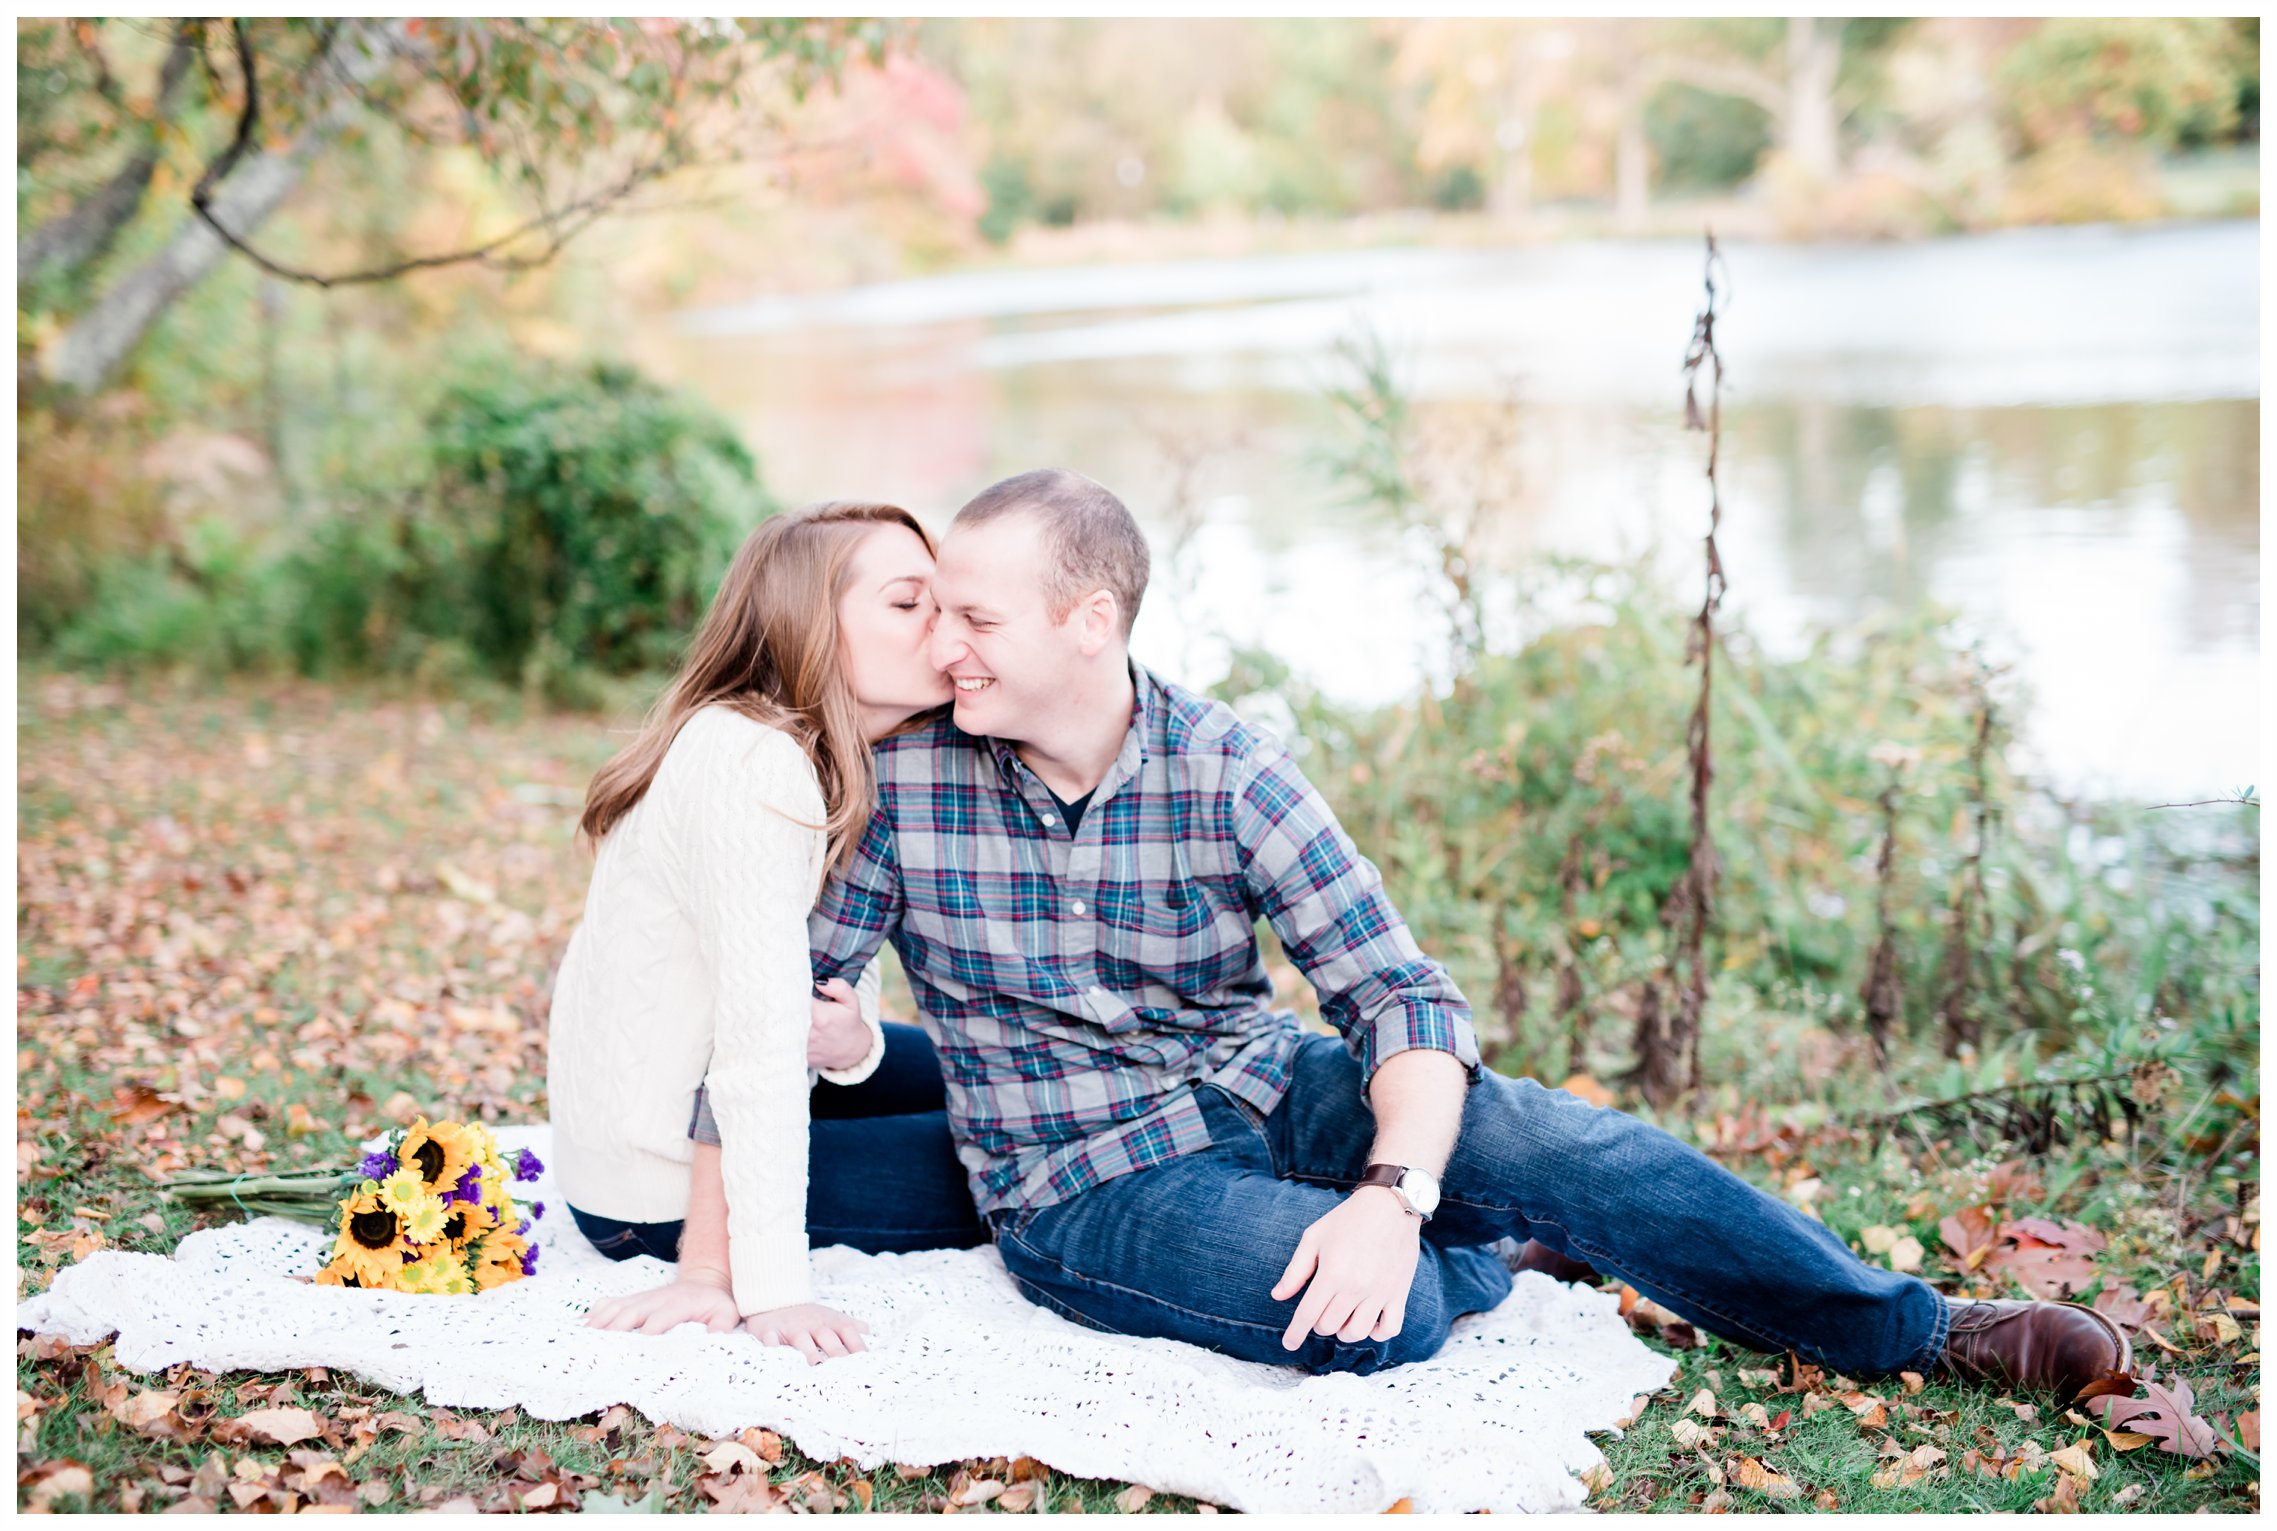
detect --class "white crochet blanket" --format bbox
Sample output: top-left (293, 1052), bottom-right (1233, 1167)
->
top-left (16, 1126), bottom-right (1674, 1514)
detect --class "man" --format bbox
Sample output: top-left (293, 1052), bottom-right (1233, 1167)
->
top-left (806, 467), bottom-right (2132, 1394)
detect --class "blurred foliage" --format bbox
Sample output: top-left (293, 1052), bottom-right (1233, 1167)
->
top-left (292, 356), bottom-right (768, 701)
top-left (1646, 84), bottom-right (1774, 191)
top-left (2002, 18), bottom-right (2248, 153)
top-left (24, 354), bottom-right (768, 708)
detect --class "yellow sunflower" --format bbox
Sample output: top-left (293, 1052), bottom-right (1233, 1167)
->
top-left (470, 1254), bottom-right (521, 1293)
top-left (314, 1253), bottom-right (372, 1289)
top-left (474, 1227), bottom-right (529, 1281)
top-left (330, 1187), bottom-right (412, 1287)
top-left (397, 1117), bottom-right (479, 1195)
top-left (397, 1247), bottom-right (474, 1296)
top-left (439, 1195), bottom-right (499, 1251)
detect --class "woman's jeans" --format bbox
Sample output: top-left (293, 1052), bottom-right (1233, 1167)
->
top-left (567, 1022), bottom-right (986, 1263)
top-left (988, 1033), bottom-right (1952, 1378)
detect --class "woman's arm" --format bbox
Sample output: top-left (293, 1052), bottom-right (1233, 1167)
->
top-left (582, 1141), bottom-right (739, 1334)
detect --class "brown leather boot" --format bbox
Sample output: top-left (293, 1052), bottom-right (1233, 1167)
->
top-left (1504, 1239), bottom-right (1602, 1286)
top-left (1940, 1299), bottom-right (2135, 1402)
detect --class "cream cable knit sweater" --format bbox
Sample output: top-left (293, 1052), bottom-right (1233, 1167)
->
top-left (548, 705), bottom-right (885, 1317)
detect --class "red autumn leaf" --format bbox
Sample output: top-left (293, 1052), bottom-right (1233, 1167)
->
top-left (2090, 1376), bottom-right (2221, 1460)
top-left (1987, 1219), bottom-right (2104, 1300)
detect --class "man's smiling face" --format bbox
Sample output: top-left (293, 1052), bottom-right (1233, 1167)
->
top-left (925, 509), bottom-right (1086, 744)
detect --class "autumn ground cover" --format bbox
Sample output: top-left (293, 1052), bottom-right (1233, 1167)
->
top-left (15, 670), bottom-right (2261, 1513)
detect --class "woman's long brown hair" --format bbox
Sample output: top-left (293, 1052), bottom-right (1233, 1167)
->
top-left (579, 501), bottom-right (936, 872)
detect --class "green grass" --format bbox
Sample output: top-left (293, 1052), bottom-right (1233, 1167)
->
top-left (16, 667), bottom-right (2261, 1513)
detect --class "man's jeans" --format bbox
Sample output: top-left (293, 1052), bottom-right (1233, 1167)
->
top-left (568, 1023), bottom-right (989, 1263)
top-left (991, 1032), bottom-right (1951, 1377)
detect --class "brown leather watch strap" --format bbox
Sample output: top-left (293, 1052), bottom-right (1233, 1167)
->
top-left (1354, 1163), bottom-right (1423, 1217)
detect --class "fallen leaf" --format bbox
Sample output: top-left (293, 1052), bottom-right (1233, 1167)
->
top-left (1898, 1371), bottom-right (1926, 1396)
top-left (23, 1461), bottom-right (96, 1510)
top-left (1733, 1456), bottom-right (1800, 1500)
top-left (1669, 1418), bottom-right (1714, 1450)
top-left (1939, 1205), bottom-right (2000, 1269)
top-left (1688, 1388), bottom-right (1719, 1418)
top-left (1114, 1485), bottom-right (1155, 1512)
top-left (2091, 1377), bottom-right (2221, 1459)
top-left (2046, 1442), bottom-right (2098, 1480)
top-left (1888, 1236), bottom-right (1925, 1274)
top-left (2033, 1471), bottom-right (2082, 1513)
top-left (2093, 1287), bottom-right (2155, 1331)
top-left (703, 1441), bottom-right (763, 1477)
top-left (1988, 1220), bottom-right (2106, 1301)
top-left (219, 1405), bottom-right (327, 1447)
top-left (952, 1476), bottom-right (1005, 1507)
top-left (1384, 1493), bottom-right (1418, 1512)
top-left (1861, 1225), bottom-right (1900, 1255)
top-left (995, 1482), bottom-right (1037, 1512)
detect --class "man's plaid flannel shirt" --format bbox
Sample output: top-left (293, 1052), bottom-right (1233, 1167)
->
top-left (718, 663), bottom-right (1480, 1216)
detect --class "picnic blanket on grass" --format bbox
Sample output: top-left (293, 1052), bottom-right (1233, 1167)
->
top-left (16, 1125), bottom-right (1675, 1514)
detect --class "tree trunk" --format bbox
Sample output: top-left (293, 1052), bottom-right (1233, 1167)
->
top-left (1489, 30), bottom-right (1536, 221)
top-left (1785, 16), bottom-right (1844, 182)
top-left (40, 21), bottom-right (401, 397)
top-left (17, 26), bottom-right (199, 287)
top-left (1615, 63), bottom-right (1650, 230)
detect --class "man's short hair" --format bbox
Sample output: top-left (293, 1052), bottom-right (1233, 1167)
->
top-left (954, 468), bottom-right (1150, 638)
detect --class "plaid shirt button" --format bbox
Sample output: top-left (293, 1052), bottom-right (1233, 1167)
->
top-left (1070, 899), bottom-right (1087, 915)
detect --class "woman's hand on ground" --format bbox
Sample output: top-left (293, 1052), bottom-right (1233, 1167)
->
top-left (584, 1269), bottom-right (742, 1335)
top-left (743, 1302), bottom-right (871, 1364)
top-left (806, 978), bottom-right (871, 1071)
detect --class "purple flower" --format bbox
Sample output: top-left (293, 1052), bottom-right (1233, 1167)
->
top-left (358, 1150), bottom-right (397, 1183)
top-left (515, 1218), bottom-right (532, 1239)
top-left (451, 1165), bottom-right (484, 1204)
top-left (513, 1147), bottom-right (544, 1183)
top-left (531, 1201), bottom-right (545, 1220)
top-left (519, 1245), bottom-right (540, 1277)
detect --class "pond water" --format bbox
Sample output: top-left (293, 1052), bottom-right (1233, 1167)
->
top-left (655, 220), bottom-right (2259, 805)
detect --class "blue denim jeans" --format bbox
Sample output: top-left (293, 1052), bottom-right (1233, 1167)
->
top-left (569, 1023), bottom-right (988, 1262)
top-left (991, 1032), bottom-right (1951, 1377)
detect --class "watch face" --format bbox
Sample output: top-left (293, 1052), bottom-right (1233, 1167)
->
top-left (1400, 1168), bottom-right (1442, 1219)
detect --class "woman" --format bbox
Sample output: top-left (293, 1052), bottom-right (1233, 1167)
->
top-left (548, 501), bottom-right (984, 1364)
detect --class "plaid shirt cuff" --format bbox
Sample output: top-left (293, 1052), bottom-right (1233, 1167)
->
top-left (1355, 1001), bottom-right (1482, 1090)
top-left (687, 1082), bottom-right (722, 1146)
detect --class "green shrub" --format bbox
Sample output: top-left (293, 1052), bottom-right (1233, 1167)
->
top-left (292, 355), bottom-right (770, 699)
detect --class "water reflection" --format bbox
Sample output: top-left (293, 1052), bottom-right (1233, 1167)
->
top-left (645, 222), bottom-right (2259, 802)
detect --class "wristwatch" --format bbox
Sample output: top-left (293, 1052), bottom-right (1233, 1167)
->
top-left (1355, 1162), bottom-right (1440, 1222)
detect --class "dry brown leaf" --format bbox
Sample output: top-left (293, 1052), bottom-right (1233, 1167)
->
top-left (24, 1460), bottom-right (96, 1510)
top-left (703, 1440), bottom-right (764, 1477)
top-left (2091, 1376), bottom-right (2222, 1459)
top-left (1733, 1456), bottom-right (1800, 1500)
top-left (2046, 1442), bottom-right (2098, 1480)
top-left (219, 1405), bottom-right (326, 1447)
top-left (2033, 1471), bottom-right (2083, 1513)
top-left (1114, 1485), bottom-right (1155, 1512)
top-left (995, 1482), bottom-right (1037, 1512)
top-left (1939, 1205), bottom-right (2000, 1269)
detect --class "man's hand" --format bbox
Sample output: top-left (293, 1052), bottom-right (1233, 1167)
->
top-left (807, 977), bottom-right (869, 1072)
top-left (1270, 1187), bottom-right (1424, 1351)
top-left (743, 1302), bottom-right (871, 1365)
top-left (585, 1267), bottom-right (742, 1336)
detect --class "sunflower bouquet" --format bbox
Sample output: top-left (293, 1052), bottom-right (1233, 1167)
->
top-left (162, 1117), bottom-right (545, 1294)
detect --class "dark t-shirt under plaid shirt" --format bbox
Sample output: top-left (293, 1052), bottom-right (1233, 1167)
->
top-left (801, 662), bottom-right (1481, 1218)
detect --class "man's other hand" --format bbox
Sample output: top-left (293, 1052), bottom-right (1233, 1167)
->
top-left (1269, 1186), bottom-right (1423, 1351)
